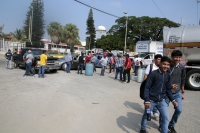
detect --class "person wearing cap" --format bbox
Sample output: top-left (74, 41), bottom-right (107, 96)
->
top-left (4, 49), bottom-right (13, 69)
top-left (24, 50), bottom-right (35, 77)
top-left (99, 54), bottom-right (108, 76)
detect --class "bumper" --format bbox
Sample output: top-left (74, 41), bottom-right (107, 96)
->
top-left (35, 65), bottom-right (60, 70)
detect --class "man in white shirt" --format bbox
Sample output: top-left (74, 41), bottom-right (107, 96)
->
top-left (143, 54), bottom-right (162, 120)
top-left (99, 54), bottom-right (108, 76)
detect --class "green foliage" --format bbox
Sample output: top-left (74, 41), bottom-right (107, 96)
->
top-left (12, 29), bottom-right (24, 41)
top-left (74, 39), bottom-right (82, 45)
top-left (63, 23), bottom-right (79, 52)
top-left (97, 16), bottom-right (180, 52)
top-left (86, 9), bottom-right (96, 49)
top-left (47, 22), bottom-right (62, 44)
top-left (23, 0), bottom-right (45, 42)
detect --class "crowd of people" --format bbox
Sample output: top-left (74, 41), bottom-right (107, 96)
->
top-left (4, 49), bottom-right (186, 133)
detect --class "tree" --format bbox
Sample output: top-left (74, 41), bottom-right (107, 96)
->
top-left (12, 29), bottom-right (24, 41)
top-left (47, 22), bottom-right (62, 52)
top-left (103, 16), bottom-right (180, 51)
top-left (74, 39), bottom-right (82, 45)
top-left (23, 0), bottom-right (45, 42)
top-left (63, 23), bottom-right (79, 53)
top-left (86, 8), bottom-right (96, 49)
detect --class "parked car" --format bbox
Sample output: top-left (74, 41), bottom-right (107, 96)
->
top-left (58, 54), bottom-right (85, 70)
top-left (13, 48), bottom-right (59, 73)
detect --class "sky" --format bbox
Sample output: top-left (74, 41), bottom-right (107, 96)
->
top-left (0, 0), bottom-right (199, 42)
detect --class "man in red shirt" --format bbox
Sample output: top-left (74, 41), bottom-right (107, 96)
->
top-left (123, 54), bottom-right (132, 83)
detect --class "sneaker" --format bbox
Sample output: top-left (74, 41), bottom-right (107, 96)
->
top-left (123, 82), bottom-right (127, 84)
top-left (126, 81), bottom-right (130, 83)
top-left (140, 129), bottom-right (146, 133)
top-left (38, 76), bottom-right (41, 78)
top-left (168, 126), bottom-right (177, 133)
top-left (153, 112), bottom-right (159, 120)
top-left (158, 125), bottom-right (162, 132)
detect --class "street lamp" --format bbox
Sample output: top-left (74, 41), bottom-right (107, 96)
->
top-left (123, 12), bottom-right (128, 54)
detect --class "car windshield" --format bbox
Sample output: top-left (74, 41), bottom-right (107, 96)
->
top-left (137, 54), bottom-right (146, 58)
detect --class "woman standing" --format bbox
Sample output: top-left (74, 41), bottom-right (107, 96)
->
top-left (65, 52), bottom-right (72, 73)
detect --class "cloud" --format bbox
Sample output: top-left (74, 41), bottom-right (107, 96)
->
top-left (110, 1), bottom-right (121, 8)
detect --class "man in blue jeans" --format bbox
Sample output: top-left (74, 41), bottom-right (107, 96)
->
top-left (99, 54), bottom-right (108, 76)
top-left (140, 56), bottom-right (178, 133)
top-left (38, 50), bottom-right (47, 78)
top-left (159, 50), bottom-right (186, 133)
top-left (77, 53), bottom-right (84, 74)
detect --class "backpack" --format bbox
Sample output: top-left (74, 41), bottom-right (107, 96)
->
top-left (140, 69), bottom-right (158, 100)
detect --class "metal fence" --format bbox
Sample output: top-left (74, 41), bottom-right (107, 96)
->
top-left (0, 39), bottom-right (25, 53)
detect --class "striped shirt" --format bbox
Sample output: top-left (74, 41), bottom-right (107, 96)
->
top-left (115, 57), bottom-right (124, 67)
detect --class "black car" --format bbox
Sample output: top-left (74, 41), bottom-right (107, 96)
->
top-left (13, 48), bottom-right (59, 73)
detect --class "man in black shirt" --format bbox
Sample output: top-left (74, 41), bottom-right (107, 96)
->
top-left (78, 52), bottom-right (84, 74)
top-left (4, 49), bottom-right (13, 69)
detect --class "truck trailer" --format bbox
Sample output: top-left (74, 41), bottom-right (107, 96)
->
top-left (163, 26), bottom-right (200, 90)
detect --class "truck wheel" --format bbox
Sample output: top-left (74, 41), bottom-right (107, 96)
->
top-left (50, 69), bottom-right (57, 73)
top-left (14, 61), bottom-right (18, 68)
top-left (186, 69), bottom-right (200, 90)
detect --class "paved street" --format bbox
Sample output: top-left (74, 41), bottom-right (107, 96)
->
top-left (0, 54), bottom-right (200, 133)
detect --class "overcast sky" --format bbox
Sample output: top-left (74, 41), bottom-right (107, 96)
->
top-left (0, 0), bottom-right (199, 41)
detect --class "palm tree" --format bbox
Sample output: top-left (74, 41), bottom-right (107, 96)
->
top-left (47, 22), bottom-right (62, 53)
top-left (12, 29), bottom-right (24, 41)
top-left (63, 23), bottom-right (79, 53)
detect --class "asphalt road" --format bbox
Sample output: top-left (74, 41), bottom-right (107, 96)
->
top-left (0, 54), bottom-right (200, 133)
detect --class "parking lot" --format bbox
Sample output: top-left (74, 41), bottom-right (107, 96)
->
top-left (0, 54), bottom-right (200, 133)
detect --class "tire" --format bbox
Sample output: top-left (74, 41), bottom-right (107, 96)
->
top-left (13, 61), bottom-right (18, 68)
top-left (62, 63), bottom-right (66, 71)
top-left (185, 69), bottom-right (200, 90)
top-left (50, 69), bottom-right (58, 73)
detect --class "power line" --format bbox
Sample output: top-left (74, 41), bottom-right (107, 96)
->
top-left (152, 0), bottom-right (166, 18)
top-left (74, 0), bottom-right (120, 18)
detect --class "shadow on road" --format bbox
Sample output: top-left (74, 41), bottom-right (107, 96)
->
top-left (124, 101), bottom-right (144, 114)
top-left (116, 112), bottom-right (158, 133)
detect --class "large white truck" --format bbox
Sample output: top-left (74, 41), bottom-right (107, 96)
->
top-left (163, 26), bottom-right (200, 90)
top-left (136, 40), bottom-right (163, 66)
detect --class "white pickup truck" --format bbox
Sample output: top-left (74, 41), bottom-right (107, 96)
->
top-left (136, 41), bottom-right (163, 66)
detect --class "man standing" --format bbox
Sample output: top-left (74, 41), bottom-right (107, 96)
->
top-left (109, 54), bottom-right (116, 74)
top-left (115, 54), bottom-right (123, 81)
top-left (134, 55), bottom-right (142, 76)
top-left (167, 50), bottom-right (186, 133)
top-left (99, 54), bottom-right (108, 76)
top-left (38, 50), bottom-right (47, 78)
top-left (143, 54), bottom-right (162, 119)
top-left (123, 54), bottom-right (132, 83)
top-left (140, 56), bottom-right (178, 133)
top-left (24, 50), bottom-right (35, 77)
top-left (78, 52), bottom-right (85, 74)
top-left (90, 53), bottom-right (97, 72)
top-left (4, 49), bottom-right (13, 69)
